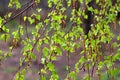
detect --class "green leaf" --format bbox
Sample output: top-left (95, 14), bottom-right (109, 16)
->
top-left (30, 53), bottom-right (36, 60)
top-left (35, 0), bottom-right (40, 4)
top-left (56, 47), bottom-right (62, 56)
top-left (23, 44), bottom-right (33, 54)
top-left (79, 0), bottom-right (83, 3)
top-left (69, 71), bottom-right (76, 80)
top-left (117, 36), bottom-right (120, 41)
top-left (44, 38), bottom-right (49, 44)
top-left (16, 2), bottom-right (21, 9)
top-left (0, 50), bottom-right (2, 55)
top-left (75, 62), bottom-right (80, 73)
top-left (50, 70), bottom-right (59, 80)
top-left (14, 69), bottom-right (26, 80)
top-left (98, 61), bottom-right (104, 69)
top-left (84, 15), bottom-right (88, 19)
top-left (88, 7), bottom-right (93, 11)
top-left (112, 42), bottom-right (118, 48)
top-left (101, 36), bottom-right (107, 43)
top-left (8, 12), bottom-right (12, 17)
top-left (67, 0), bottom-right (71, 7)
top-left (24, 16), bottom-right (27, 21)
top-left (28, 17), bottom-right (35, 24)
top-left (96, 0), bottom-right (99, 4)
top-left (18, 25), bottom-right (24, 35)
top-left (36, 14), bottom-right (41, 20)
top-left (119, 21), bottom-right (120, 25)
top-left (79, 56), bottom-right (86, 64)
top-left (47, 62), bottom-right (54, 71)
top-left (36, 8), bottom-right (41, 12)
top-left (43, 47), bottom-right (49, 57)
top-left (41, 58), bottom-right (46, 64)
top-left (113, 49), bottom-right (120, 61)
top-left (41, 76), bottom-right (46, 80)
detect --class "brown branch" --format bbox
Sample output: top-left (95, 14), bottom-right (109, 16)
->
top-left (1, 1), bottom-right (35, 29)
top-left (25, 3), bottom-right (29, 39)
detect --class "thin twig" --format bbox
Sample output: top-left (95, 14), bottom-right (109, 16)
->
top-left (25, 3), bottom-right (29, 39)
top-left (1, 1), bottom-right (35, 28)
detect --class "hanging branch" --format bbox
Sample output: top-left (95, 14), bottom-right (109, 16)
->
top-left (18, 13), bottom-right (22, 44)
top-left (25, 2), bottom-right (29, 39)
top-left (0, 0), bottom-right (36, 32)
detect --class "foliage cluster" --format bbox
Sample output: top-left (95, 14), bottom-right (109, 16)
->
top-left (0, 0), bottom-right (120, 80)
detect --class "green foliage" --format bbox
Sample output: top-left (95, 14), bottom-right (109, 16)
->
top-left (14, 69), bottom-right (26, 80)
top-left (0, 0), bottom-right (120, 80)
top-left (8, 0), bottom-right (21, 9)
